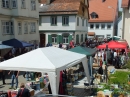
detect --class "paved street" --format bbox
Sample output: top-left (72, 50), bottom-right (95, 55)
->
top-left (0, 71), bottom-right (28, 91)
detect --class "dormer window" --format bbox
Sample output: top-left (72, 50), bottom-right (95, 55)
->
top-left (90, 12), bottom-right (98, 19)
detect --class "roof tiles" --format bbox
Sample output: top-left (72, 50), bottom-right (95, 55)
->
top-left (39, 0), bottom-right (81, 14)
top-left (121, 0), bottom-right (129, 8)
top-left (89, 0), bottom-right (118, 22)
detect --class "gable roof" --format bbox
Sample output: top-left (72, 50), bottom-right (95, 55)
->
top-left (121, 0), bottom-right (129, 8)
top-left (39, 0), bottom-right (88, 15)
top-left (89, 0), bottom-right (118, 23)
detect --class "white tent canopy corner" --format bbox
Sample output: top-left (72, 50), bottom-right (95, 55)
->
top-left (0, 47), bottom-right (90, 95)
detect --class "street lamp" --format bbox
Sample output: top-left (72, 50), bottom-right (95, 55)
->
top-left (108, 6), bottom-right (115, 40)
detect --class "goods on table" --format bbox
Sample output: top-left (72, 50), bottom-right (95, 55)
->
top-left (42, 88), bottom-right (49, 94)
top-left (66, 83), bottom-right (73, 95)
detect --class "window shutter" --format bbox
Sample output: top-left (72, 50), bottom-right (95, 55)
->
top-left (76, 35), bottom-right (79, 44)
top-left (69, 35), bottom-right (72, 43)
top-left (57, 35), bottom-right (59, 44)
top-left (1, 0), bottom-right (3, 7)
top-left (59, 35), bottom-right (63, 43)
top-left (48, 35), bottom-right (52, 43)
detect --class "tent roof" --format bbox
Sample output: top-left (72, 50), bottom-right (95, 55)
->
top-left (0, 44), bottom-right (12, 49)
top-left (69, 46), bottom-right (97, 56)
top-left (2, 38), bottom-right (34, 48)
top-left (97, 41), bottom-right (127, 49)
top-left (0, 47), bottom-right (86, 72)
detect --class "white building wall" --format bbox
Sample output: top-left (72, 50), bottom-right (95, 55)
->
top-left (0, 0), bottom-right (40, 43)
top-left (39, 16), bottom-right (76, 31)
top-left (117, 19), bottom-right (123, 38)
top-left (75, 16), bottom-right (88, 31)
top-left (0, 0), bottom-right (39, 18)
top-left (88, 23), bottom-right (114, 38)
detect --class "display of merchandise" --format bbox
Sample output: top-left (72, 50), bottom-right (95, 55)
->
top-left (66, 83), bottom-right (74, 96)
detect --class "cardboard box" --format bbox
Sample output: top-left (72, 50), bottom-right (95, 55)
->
top-left (30, 89), bottom-right (34, 96)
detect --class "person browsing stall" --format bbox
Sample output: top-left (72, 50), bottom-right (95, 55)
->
top-left (16, 83), bottom-right (30, 97)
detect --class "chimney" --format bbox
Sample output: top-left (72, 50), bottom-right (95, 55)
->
top-left (46, 0), bottom-right (51, 4)
top-left (102, 0), bottom-right (106, 2)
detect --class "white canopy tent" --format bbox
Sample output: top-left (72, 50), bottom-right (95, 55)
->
top-left (0, 47), bottom-right (90, 95)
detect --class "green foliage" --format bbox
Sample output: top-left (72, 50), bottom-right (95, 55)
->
top-left (108, 71), bottom-right (130, 84)
top-left (128, 52), bottom-right (130, 57)
top-left (112, 89), bottom-right (120, 95)
top-left (122, 59), bottom-right (130, 69)
top-left (118, 11), bottom-right (122, 17)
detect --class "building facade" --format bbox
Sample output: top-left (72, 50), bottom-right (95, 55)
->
top-left (39, 0), bottom-right (89, 47)
top-left (121, 0), bottom-right (130, 46)
top-left (0, 0), bottom-right (40, 44)
top-left (115, 16), bottom-right (122, 37)
top-left (88, 0), bottom-right (118, 40)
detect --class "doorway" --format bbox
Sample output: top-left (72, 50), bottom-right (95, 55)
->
top-left (40, 34), bottom-right (46, 47)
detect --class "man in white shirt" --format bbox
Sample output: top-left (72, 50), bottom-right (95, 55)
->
top-left (114, 50), bottom-right (117, 57)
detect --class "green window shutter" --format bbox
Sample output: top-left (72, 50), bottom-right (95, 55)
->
top-left (76, 35), bottom-right (79, 43)
top-left (59, 35), bottom-right (63, 43)
top-left (48, 35), bottom-right (52, 43)
top-left (81, 34), bottom-right (83, 42)
top-left (69, 35), bottom-right (72, 43)
top-left (57, 35), bottom-right (59, 43)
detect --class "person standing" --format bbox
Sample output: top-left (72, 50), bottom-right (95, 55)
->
top-left (8, 71), bottom-right (19, 89)
top-left (0, 70), bottom-right (6, 85)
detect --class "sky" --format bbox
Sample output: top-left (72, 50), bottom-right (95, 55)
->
top-left (118, 0), bottom-right (122, 11)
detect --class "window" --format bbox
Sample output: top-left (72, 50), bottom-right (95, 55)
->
top-left (107, 34), bottom-right (111, 39)
top-left (81, 34), bottom-right (83, 42)
top-left (2, 0), bottom-right (9, 8)
top-left (86, 20), bottom-right (88, 27)
top-left (39, 16), bottom-right (42, 26)
top-left (77, 17), bottom-right (79, 26)
top-left (31, 0), bottom-right (36, 10)
top-left (62, 16), bottom-right (69, 25)
top-left (2, 21), bottom-right (13, 34)
top-left (107, 24), bottom-right (111, 29)
top-left (91, 12), bottom-right (98, 19)
top-left (51, 16), bottom-right (57, 25)
top-left (63, 37), bottom-right (68, 43)
top-left (10, 22), bottom-right (13, 34)
top-left (18, 22), bottom-right (22, 34)
top-left (21, 0), bottom-right (26, 8)
top-left (101, 24), bottom-right (105, 29)
top-left (82, 19), bottom-right (84, 26)
top-left (24, 22), bottom-right (28, 34)
top-left (96, 24), bottom-right (99, 29)
top-left (90, 24), bottom-right (94, 29)
top-left (12, 0), bottom-right (17, 8)
top-left (30, 22), bottom-right (36, 32)
top-left (52, 37), bottom-right (57, 43)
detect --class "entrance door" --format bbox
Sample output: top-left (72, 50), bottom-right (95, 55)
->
top-left (40, 34), bottom-right (46, 47)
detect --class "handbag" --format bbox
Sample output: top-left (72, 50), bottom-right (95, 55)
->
top-left (19, 89), bottom-right (24, 97)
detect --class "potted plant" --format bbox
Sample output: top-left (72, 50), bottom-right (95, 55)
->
top-left (112, 89), bottom-right (119, 97)
top-left (119, 91), bottom-right (128, 97)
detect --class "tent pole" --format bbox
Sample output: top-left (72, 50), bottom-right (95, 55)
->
top-left (105, 45), bottom-right (108, 83)
top-left (97, 50), bottom-right (99, 67)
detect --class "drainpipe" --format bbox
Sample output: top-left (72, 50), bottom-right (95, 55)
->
top-left (122, 8), bottom-right (125, 39)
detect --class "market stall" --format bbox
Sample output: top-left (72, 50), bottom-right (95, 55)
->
top-left (0, 47), bottom-right (90, 95)
top-left (2, 38), bottom-right (34, 48)
top-left (69, 46), bottom-right (97, 77)
top-left (97, 41), bottom-right (127, 49)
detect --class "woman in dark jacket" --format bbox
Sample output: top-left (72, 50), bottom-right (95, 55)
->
top-left (16, 83), bottom-right (30, 97)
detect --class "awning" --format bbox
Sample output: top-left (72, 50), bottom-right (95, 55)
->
top-left (2, 38), bottom-right (34, 48)
top-left (97, 41), bottom-right (127, 49)
top-left (69, 46), bottom-right (97, 56)
top-left (88, 32), bottom-right (95, 36)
